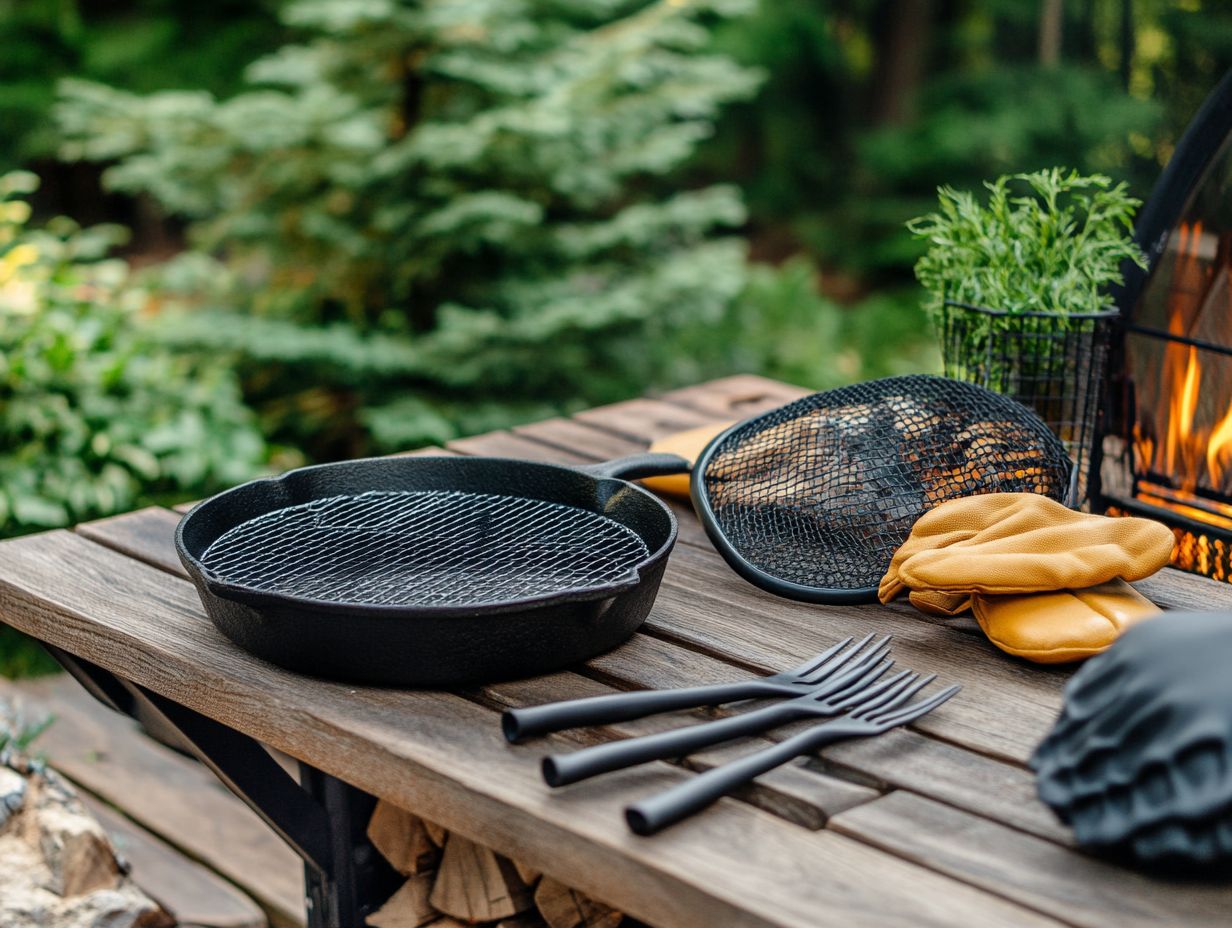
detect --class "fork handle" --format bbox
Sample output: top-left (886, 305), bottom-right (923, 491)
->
top-left (542, 702), bottom-right (798, 787)
top-left (625, 724), bottom-right (856, 836)
top-left (502, 682), bottom-right (779, 743)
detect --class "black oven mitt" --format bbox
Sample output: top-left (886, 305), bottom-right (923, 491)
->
top-left (1031, 610), bottom-right (1232, 867)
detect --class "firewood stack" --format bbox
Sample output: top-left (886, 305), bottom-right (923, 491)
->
top-left (366, 800), bottom-right (633, 928)
top-left (0, 753), bottom-right (175, 928)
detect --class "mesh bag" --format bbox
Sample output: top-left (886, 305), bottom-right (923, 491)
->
top-left (696, 374), bottom-right (1074, 601)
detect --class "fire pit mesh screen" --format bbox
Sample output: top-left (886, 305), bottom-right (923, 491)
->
top-left (701, 374), bottom-right (1074, 594)
top-left (200, 490), bottom-right (649, 607)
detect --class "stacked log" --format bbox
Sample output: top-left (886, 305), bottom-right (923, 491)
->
top-left (366, 800), bottom-right (630, 928)
top-left (0, 754), bottom-right (175, 928)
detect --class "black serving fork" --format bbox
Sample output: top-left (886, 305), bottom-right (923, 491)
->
top-left (502, 633), bottom-right (889, 743)
top-left (624, 676), bottom-right (961, 835)
top-left (542, 651), bottom-right (900, 787)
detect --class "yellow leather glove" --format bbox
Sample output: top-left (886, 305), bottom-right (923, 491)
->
top-left (879, 493), bottom-right (1175, 601)
top-left (640, 421), bottom-right (733, 500)
top-left (970, 580), bottom-right (1160, 664)
top-left (880, 493), bottom-right (1175, 663)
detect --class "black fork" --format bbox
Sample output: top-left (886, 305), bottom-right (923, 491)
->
top-left (543, 645), bottom-right (897, 787)
top-left (625, 677), bottom-right (960, 835)
top-left (502, 634), bottom-right (889, 742)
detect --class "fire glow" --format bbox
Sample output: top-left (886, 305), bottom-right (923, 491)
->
top-left (1133, 221), bottom-right (1232, 497)
top-left (1127, 220), bottom-right (1232, 579)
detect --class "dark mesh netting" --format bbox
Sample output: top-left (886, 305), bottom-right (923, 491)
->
top-left (699, 374), bottom-right (1073, 596)
top-left (200, 489), bottom-right (649, 608)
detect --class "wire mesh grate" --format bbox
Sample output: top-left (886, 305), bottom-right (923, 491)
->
top-left (701, 374), bottom-right (1073, 593)
top-left (200, 489), bottom-right (650, 607)
top-left (938, 302), bottom-right (1116, 502)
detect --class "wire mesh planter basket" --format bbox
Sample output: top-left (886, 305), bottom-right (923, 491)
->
top-left (937, 301), bottom-right (1118, 502)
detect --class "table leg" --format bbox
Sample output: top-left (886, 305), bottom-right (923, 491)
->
top-left (44, 646), bottom-right (400, 927)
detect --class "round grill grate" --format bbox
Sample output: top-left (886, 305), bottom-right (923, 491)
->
top-left (700, 374), bottom-right (1073, 595)
top-left (200, 489), bottom-right (650, 608)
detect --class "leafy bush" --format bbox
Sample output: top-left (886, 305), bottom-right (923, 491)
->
top-left (0, 171), bottom-right (268, 537)
top-left (669, 257), bottom-right (938, 389)
top-left (0, 0), bottom-right (283, 169)
top-left (57, 0), bottom-right (763, 458)
top-left (908, 167), bottom-right (1147, 319)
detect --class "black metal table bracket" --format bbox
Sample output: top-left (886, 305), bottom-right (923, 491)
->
top-left (44, 645), bottom-right (399, 927)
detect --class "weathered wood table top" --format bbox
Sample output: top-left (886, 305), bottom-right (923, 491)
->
top-left (2, 375), bottom-right (1231, 928)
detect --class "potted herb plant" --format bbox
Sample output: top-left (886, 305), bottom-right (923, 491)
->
top-left (908, 168), bottom-right (1148, 497)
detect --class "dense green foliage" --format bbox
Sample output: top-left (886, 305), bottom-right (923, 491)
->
top-left (696, 1), bottom-right (1230, 275)
top-left (0, 171), bottom-right (268, 536)
top-left (57, 0), bottom-right (766, 456)
top-left (0, 0), bottom-right (282, 169)
top-left (909, 168), bottom-right (1147, 318)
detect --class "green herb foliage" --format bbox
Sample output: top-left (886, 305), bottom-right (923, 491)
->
top-left (908, 167), bottom-right (1147, 318)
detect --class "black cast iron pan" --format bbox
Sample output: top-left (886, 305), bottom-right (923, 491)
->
top-left (175, 453), bottom-right (688, 686)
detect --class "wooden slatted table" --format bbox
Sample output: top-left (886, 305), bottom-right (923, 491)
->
top-left (2, 374), bottom-right (1231, 928)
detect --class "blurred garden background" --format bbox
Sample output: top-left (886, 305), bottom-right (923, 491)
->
top-left (1, 0), bottom-right (1230, 673)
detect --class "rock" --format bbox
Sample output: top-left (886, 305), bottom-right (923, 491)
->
top-left (0, 758), bottom-right (174, 927)
top-left (0, 765), bottom-right (27, 831)
top-left (37, 801), bottom-right (123, 897)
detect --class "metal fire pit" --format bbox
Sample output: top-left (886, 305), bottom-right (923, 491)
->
top-left (1094, 70), bottom-right (1232, 582)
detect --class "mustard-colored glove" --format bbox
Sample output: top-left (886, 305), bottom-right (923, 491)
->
top-left (971, 580), bottom-right (1161, 663)
top-left (640, 421), bottom-right (733, 500)
top-left (879, 493), bottom-right (1175, 602)
top-left (879, 492), bottom-right (1175, 664)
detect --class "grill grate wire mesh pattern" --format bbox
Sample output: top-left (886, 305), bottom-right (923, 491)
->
top-left (200, 489), bottom-right (650, 608)
top-left (938, 302), bottom-right (1116, 502)
top-left (700, 374), bottom-right (1073, 594)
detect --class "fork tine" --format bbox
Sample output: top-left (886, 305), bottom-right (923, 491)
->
top-left (820, 647), bottom-right (893, 699)
top-left (830, 665), bottom-right (907, 709)
top-left (867, 673), bottom-right (937, 718)
top-left (786, 636), bottom-right (853, 678)
top-left (876, 684), bottom-right (961, 728)
top-left (798, 632), bottom-right (881, 683)
top-left (847, 671), bottom-right (919, 715)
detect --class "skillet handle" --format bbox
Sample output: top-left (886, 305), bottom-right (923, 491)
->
top-left (579, 453), bottom-right (691, 481)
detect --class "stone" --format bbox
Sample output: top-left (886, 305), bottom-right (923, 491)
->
top-left (37, 801), bottom-right (123, 897)
top-left (0, 765), bottom-right (27, 831)
top-left (0, 759), bottom-right (174, 928)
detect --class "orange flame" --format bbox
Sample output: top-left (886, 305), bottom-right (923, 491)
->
top-left (1141, 220), bottom-right (1232, 493)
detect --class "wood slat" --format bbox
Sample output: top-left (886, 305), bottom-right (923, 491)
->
top-left (0, 530), bottom-right (1063, 928)
top-left (572, 400), bottom-right (714, 445)
top-left (657, 375), bottom-right (811, 418)
top-left (72, 504), bottom-right (1066, 848)
top-left (513, 419), bottom-right (643, 461)
top-left (830, 792), bottom-right (1232, 928)
top-left (82, 795), bottom-right (268, 928)
top-left (579, 634), bottom-right (1072, 847)
top-left (476, 672), bottom-right (879, 831)
top-left (0, 675), bottom-right (304, 927)
top-left (10, 375), bottom-right (1230, 928)
top-left (78, 506), bottom-right (879, 832)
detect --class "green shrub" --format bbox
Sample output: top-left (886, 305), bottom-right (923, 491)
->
top-left (0, 171), bottom-right (268, 537)
top-left (0, 0), bottom-right (283, 169)
top-left (671, 257), bottom-right (939, 390)
top-left (57, 0), bottom-right (763, 458)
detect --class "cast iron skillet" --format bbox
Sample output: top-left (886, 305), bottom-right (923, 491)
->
top-left (175, 453), bottom-right (687, 686)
